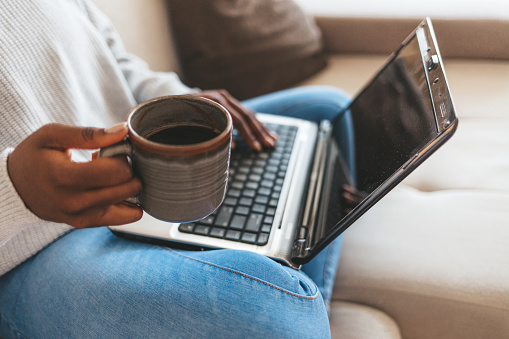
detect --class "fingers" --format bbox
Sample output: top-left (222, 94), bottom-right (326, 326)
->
top-left (221, 92), bottom-right (277, 149)
top-left (198, 90), bottom-right (277, 151)
top-left (7, 122), bottom-right (142, 229)
top-left (34, 174), bottom-right (143, 228)
top-left (70, 202), bottom-right (143, 229)
top-left (342, 185), bottom-right (368, 213)
top-left (35, 122), bottom-right (128, 151)
top-left (59, 178), bottom-right (143, 228)
top-left (58, 157), bottom-right (134, 190)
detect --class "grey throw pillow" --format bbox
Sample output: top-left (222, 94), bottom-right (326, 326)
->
top-left (166, 0), bottom-right (327, 100)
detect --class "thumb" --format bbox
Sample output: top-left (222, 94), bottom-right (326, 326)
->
top-left (37, 122), bottom-right (128, 150)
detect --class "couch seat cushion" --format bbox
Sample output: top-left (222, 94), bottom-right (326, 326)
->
top-left (330, 301), bottom-right (401, 339)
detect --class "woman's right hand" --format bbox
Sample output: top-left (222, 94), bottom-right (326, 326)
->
top-left (7, 123), bottom-right (143, 228)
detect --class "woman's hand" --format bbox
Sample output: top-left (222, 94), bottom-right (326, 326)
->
top-left (197, 90), bottom-right (277, 151)
top-left (7, 123), bottom-right (143, 228)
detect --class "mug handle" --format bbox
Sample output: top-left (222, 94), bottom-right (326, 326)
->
top-left (98, 140), bottom-right (138, 204)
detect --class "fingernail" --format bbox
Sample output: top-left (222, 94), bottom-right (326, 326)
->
top-left (254, 141), bottom-right (262, 151)
top-left (105, 122), bottom-right (127, 134)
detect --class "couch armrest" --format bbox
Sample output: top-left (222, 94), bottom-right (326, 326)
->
top-left (315, 16), bottom-right (509, 60)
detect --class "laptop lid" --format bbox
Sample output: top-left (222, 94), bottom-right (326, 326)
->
top-left (292, 18), bottom-right (458, 264)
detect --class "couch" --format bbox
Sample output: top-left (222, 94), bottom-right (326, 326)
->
top-left (92, 0), bottom-right (509, 338)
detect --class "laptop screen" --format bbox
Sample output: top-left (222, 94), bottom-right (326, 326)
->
top-left (311, 24), bottom-right (455, 253)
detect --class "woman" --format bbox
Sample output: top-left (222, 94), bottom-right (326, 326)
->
top-left (0, 1), bottom-right (352, 337)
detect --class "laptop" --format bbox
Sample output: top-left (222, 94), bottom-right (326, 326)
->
top-left (109, 18), bottom-right (458, 269)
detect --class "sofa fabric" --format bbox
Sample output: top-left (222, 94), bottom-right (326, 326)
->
top-left (329, 301), bottom-right (401, 339)
top-left (165, 0), bottom-right (327, 100)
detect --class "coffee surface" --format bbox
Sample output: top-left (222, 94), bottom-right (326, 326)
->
top-left (145, 125), bottom-right (220, 145)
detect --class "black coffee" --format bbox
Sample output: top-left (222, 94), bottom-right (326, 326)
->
top-left (145, 125), bottom-right (220, 145)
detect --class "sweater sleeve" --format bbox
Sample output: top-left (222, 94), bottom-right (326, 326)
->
top-left (0, 149), bottom-right (72, 276)
top-left (83, 1), bottom-right (200, 103)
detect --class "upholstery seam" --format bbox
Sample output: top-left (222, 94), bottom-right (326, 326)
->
top-left (336, 284), bottom-right (509, 312)
top-left (164, 248), bottom-right (319, 300)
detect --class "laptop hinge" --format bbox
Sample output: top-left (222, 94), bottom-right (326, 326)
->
top-left (292, 120), bottom-right (332, 259)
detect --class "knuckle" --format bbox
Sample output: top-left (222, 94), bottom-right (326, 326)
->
top-left (80, 127), bottom-right (96, 143)
top-left (51, 164), bottom-right (74, 187)
top-left (35, 123), bottom-right (60, 144)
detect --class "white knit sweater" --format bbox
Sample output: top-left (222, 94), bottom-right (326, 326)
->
top-left (0, 0), bottom-right (196, 275)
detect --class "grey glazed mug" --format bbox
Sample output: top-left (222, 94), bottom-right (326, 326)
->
top-left (99, 95), bottom-right (232, 223)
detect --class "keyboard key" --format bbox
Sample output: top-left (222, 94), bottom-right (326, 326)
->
top-left (239, 197), bottom-right (253, 206)
top-left (261, 224), bottom-right (272, 233)
top-left (225, 230), bottom-right (241, 241)
top-left (179, 223), bottom-right (195, 233)
top-left (252, 204), bottom-right (266, 214)
top-left (242, 189), bottom-right (256, 198)
top-left (263, 173), bottom-right (276, 181)
top-left (252, 168), bottom-right (264, 175)
top-left (231, 181), bottom-right (244, 190)
top-left (255, 196), bottom-right (269, 204)
top-left (230, 215), bottom-right (246, 230)
top-left (194, 225), bottom-right (210, 235)
top-left (246, 182), bottom-right (259, 190)
top-left (241, 232), bottom-right (257, 244)
top-left (249, 174), bottom-right (262, 182)
top-left (199, 215), bottom-right (215, 225)
top-left (235, 206), bottom-right (250, 215)
top-left (223, 197), bottom-right (238, 206)
top-left (260, 180), bottom-right (272, 188)
top-left (216, 206), bottom-right (234, 227)
top-left (258, 188), bottom-right (271, 196)
top-left (209, 227), bottom-right (226, 238)
top-left (245, 214), bottom-right (263, 233)
top-left (266, 165), bottom-right (278, 173)
top-left (257, 233), bottom-right (269, 245)
top-left (227, 189), bottom-right (241, 198)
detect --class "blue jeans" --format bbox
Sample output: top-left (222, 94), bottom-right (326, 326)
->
top-left (0, 86), bottom-right (351, 339)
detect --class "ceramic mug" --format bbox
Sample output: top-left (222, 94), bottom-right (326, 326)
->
top-left (99, 95), bottom-right (232, 223)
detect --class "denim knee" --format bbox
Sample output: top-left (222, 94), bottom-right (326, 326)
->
top-left (0, 228), bottom-right (331, 338)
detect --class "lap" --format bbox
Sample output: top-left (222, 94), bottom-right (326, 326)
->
top-left (0, 227), bottom-right (330, 338)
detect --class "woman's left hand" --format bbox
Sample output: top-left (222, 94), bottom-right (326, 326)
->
top-left (196, 89), bottom-right (277, 151)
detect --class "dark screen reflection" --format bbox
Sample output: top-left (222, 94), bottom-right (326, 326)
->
top-left (318, 35), bottom-right (438, 238)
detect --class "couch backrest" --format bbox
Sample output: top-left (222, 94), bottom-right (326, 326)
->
top-left (91, 0), bottom-right (179, 72)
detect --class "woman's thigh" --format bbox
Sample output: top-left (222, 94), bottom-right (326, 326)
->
top-left (0, 227), bottom-right (330, 339)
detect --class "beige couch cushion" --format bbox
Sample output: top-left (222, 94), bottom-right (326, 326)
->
top-left (333, 185), bottom-right (509, 339)
top-left (330, 301), bottom-right (401, 339)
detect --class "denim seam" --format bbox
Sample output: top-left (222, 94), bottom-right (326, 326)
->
top-left (164, 248), bottom-right (319, 300)
top-left (0, 309), bottom-right (29, 339)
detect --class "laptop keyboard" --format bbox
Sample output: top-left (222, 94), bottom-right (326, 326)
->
top-left (179, 123), bottom-right (298, 246)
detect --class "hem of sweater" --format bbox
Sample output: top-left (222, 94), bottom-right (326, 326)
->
top-left (0, 223), bottom-right (73, 276)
